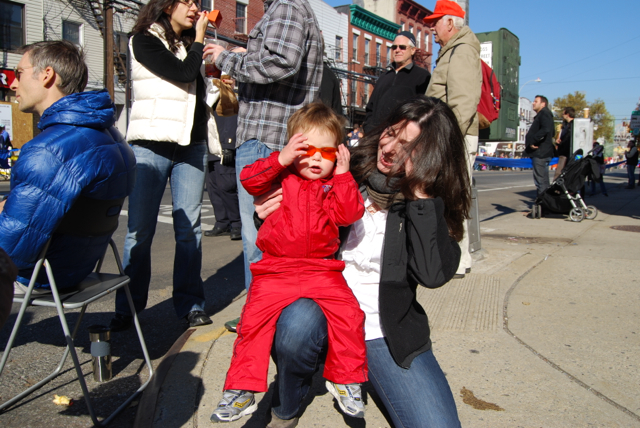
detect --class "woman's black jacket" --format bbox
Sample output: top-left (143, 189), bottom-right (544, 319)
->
top-left (338, 189), bottom-right (460, 368)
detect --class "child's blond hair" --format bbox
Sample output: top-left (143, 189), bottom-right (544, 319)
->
top-left (287, 103), bottom-right (346, 146)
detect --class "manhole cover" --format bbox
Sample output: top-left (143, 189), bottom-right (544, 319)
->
top-left (610, 225), bottom-right (640, 233)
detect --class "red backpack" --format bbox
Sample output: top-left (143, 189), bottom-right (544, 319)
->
top-left (449, 46), bottom-right (502, 129)
top-left (477, 59), bottom-right (501, 129)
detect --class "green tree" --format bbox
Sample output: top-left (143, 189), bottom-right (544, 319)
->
top-left (552, 91), bottom-right (614, 142)
top-left (589, 99), bottom-right (614, 142)
top-left (552, 91), bottom-right (588, 119)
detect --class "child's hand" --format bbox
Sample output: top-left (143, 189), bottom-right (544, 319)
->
top-left (278, 133), bottom-right (308, 167)
top-left (335, 144), bottom-right (350, 175)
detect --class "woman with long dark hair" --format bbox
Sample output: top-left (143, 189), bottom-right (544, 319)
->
top-left (111, 0), bottom-right (220, 331)
top-left (255, 96), bottom-right (469, 427)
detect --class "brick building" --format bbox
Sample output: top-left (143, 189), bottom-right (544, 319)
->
top-left (204, 0), bottom-right (264, 43)
top-left (335, 3), bottom-right (399, 125)
top-left (362, 0), bottom-right (433, 70)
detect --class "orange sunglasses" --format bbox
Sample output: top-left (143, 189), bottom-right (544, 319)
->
top-left (303, 145), bottom-right (337, 161)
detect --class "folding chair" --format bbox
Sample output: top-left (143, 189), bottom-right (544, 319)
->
top-left (0, 196), bottom-right (154, 427)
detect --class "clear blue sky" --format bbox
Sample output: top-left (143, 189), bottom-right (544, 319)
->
top-left (324, 0), bottom-right (640, 124)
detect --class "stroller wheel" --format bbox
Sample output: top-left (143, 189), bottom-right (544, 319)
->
top-left (569, 207), bottom-right (585, 222)
top-left (585, 205), bottom-right (598, 220)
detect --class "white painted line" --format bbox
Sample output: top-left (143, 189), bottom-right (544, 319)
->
top-left (120, 209), bottom-right (214, 228)
top-left (477, 185), bottom-right (535, 192)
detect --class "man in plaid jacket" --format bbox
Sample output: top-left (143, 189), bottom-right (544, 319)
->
top-left (207, 0), bottom-right (323, 291)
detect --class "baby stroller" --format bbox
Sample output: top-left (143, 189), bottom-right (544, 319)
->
top-left (530, 151), bottom-right (600, 222)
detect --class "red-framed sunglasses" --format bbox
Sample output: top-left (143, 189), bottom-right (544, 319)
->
top-left (303, 145), bottom-right (337, 161)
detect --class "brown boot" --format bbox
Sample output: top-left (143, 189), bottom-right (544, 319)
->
top-left (266, 410), bottom-right (299, 428)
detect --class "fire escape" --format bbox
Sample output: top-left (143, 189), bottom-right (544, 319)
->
top-left (86, 0), bottom-right (142, 96)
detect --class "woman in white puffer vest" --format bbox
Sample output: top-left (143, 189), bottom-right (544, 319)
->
top-left (111, 0), bottom-right (220, 332)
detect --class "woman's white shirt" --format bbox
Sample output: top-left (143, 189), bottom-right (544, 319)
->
top-left (342, 197), bottom-right (387, 341)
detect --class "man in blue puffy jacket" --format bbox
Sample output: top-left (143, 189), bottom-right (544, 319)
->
top-left (1, 40), bottom-right (136, 293)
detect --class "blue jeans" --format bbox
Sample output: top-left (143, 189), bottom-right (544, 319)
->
top-left (116, 141), bottom-right (207, 319)
top-left (532, 157), bottom-right (551, 196)
top-left (235, 139), bottom-right (273, 289)
top-left (627, 164), bottom-right (636, 188)
top-left (271, 299), bottom-right (461, 427)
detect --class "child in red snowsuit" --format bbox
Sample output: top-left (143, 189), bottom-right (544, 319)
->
top-left (211, 104), bottom-right (367, 423)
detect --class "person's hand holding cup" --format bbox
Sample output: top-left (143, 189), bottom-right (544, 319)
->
top-left (203, 38), bottom-right (228, 78)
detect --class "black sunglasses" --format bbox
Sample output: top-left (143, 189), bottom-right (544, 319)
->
top-left (391, 45), bottom-right (409, 51)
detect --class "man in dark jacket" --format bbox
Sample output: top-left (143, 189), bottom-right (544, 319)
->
top-left (625, 140), bottom-right (638, 189)
top-left (363, 31), bottom-right (430, 134)
top-left (553, 106), bottom-right (574, 180)
top-left (204, 109), bottom-right (241, 240)
top-left (2, 40), bottom-right (136, 293)
top-left (525, 95), bottom-right (555, 196)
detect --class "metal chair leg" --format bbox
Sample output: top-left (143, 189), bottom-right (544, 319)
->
top-left (0, 304), bottom-right (88, 411)
top-left (0, 239), bottom-right (155, 426)
top-left (100, 284), bottom-right (154, 427)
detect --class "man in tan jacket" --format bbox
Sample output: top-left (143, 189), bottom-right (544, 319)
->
top-left (425, 0), bottom-right (481, 278)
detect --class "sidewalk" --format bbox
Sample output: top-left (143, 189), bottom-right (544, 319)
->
top-left (137, 184), bottom-right (640, 428)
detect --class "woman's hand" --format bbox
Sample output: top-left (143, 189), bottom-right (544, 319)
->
top-left (194, 12), bottom-right (208, 44)
top-left (335, 144), bottom-right (350, 175)
top-left (254, 184), bottom-right (283, 220)
top-left (278, 133), bottom-right (308, 167)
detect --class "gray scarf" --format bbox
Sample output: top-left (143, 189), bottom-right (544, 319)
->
top-left (366, 171), bottom-right (404, 210)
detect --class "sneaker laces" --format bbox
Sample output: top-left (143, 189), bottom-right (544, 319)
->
top-left (219, 389), bottom-right (245, 407)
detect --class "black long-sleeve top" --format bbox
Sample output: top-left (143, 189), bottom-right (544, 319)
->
top-left (557, 120), bottom-right (572, 157)
top-left (363, 62), bottom-right (431, 134)
top-left (132, 34), bottom-right (208, 142)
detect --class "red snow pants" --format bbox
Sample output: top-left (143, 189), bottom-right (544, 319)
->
top-left (223, 255), bottom-right (368, 392)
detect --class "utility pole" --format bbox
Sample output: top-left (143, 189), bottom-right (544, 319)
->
top-left (103, 0), bottom-right (114, 99)
top-left (452, 0), bottom-right (470, 26)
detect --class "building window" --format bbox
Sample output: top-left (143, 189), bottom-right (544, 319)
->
top-left (417, 29), bottom-right (421, 49)
top-left (364, 39), bottom-right (370, 65)
top-left (63, 20), bottom-right (82, 46)
top-left (201, 0), bottom-right (212, 11)
top-left (425, 33), bottom-right (429, 49)
top-left (335, 36), bottom-right (342, 61)
top-left (375, 42), bottom-right (381, 66)
top-left (0, 0), bottom-right (24, 51)
top-left (409, 25), bottom-right (413, 36)
top-left (386, 46), bottom-right (391, 64)
top-left (364, 81), bottom-right (369, 104)
top-left (400, 21), bottom-right (405, 31)
top-left (351, 79), bottom-right (357, 106)
top-left (235, 2), bottom-right (246, 34)
top-left (352, 33), bottom-right (358, 62)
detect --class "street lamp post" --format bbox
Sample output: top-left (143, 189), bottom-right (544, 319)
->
top-left (520, 78), bottom-right (541, 94)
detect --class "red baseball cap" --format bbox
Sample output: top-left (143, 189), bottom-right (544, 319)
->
top-left (423, 0), bottom-right (465, 23)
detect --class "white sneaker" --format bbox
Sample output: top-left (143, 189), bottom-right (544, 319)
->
top-left (13, 281), bottom-right (51, 296)
top-left (326, 381), bottom-right (365, 418)
top-left (210, 389), bottom-right (257, 423)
